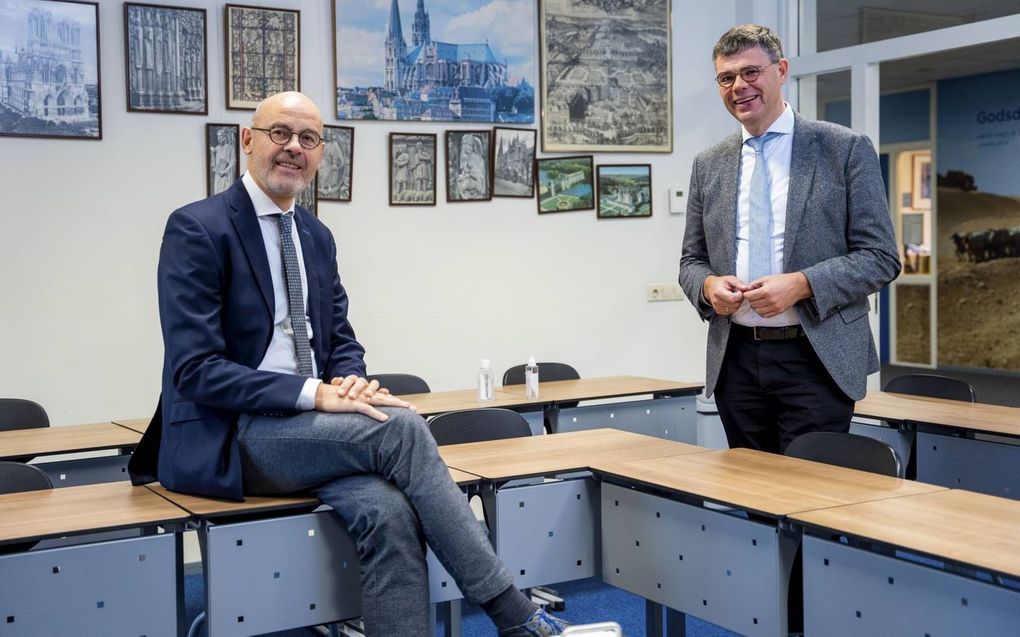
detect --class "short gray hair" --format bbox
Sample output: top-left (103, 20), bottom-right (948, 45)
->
top-left (712, 24), bottom-right (784, 62)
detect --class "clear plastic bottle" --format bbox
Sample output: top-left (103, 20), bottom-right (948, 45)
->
top-left (478, 359), bottom-right (494, 401)
top-left (525, 355), bottom-right (540, 400)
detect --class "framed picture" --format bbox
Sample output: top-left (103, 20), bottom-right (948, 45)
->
top-left (332, 0), bottom-right (535, 122)
top-left (389, 133), bottom-right (437, 205)
top-left (318, 125), bottom-right (354, 202)
top-left (446, 130), bottom-right (492, 202)
top-left (536, 156), bottom-right (594, 213)
top-left (125, 3), bottom-right (207, 114)
top-left (597, 164), bottom-right (652, 218)
top-left (225, 4), bottom-right (300, 110)
top-left (911, 153), bottom-right (932, 210)
top-left (492, 127), bottom-right (536, 198)
top-left (0, 0), bottom-right (102, 140)
top-left (206, 123), bottom-right (239, 196)
top-left (297, 175), bottom-right (318, 217)
top-left (539, 0), bottom-right (672, 153)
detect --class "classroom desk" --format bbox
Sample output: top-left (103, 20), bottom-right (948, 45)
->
top-left (592, 448), bottom-right (945, 637)
top-left (0, 482), bottom-right (189, 636)
top-left (0, 421), bottom-right (141, 486)
top-left (113, 416), bottom-right (152, 433)
top-left (855, 390), bottom-right (1020, 498)
top-left (398, 388), bottom-right (527, 416)
top-left (792, 489), bottom-right (1020, 636)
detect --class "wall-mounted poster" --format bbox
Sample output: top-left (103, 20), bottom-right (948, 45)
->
top-left (390, 133), bottom-right (436, 206)
top-left (446, 130), bottom-right (492, 202)
top-left (206, 123), bottom-right (239, 196)
top-left (536, 155), bottom-right (593, 213)
top-left (539, 0), bottom-right (672, 153)
top-left (332, 0), bottom-right (535, 122)
top-left (125, 3), bottom-right (207, 114)
top-left (492, 127), bottom-right (536, 198)
top-left (225, 4), bottom-right (299, 110)
top-left (318, 125), bottom-right (354, 202)
top-left (0, 0), bottom-right (102, 139)
top-left (597, 164), bottom-right (652, 218)
top-left (911, 153), bottom-right (932, 210)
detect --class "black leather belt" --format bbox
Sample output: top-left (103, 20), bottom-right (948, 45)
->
top-left (731, 324), bottom-right (805, 341)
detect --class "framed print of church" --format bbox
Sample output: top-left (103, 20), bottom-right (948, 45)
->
top-left (332, 0), bottom-right (535, 123)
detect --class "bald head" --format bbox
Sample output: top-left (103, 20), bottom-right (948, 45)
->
top-left (252, 91), bottom-right (323, 130)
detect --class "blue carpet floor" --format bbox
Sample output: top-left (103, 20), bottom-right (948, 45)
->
top-left (184, 574), bottom-right (737, 636)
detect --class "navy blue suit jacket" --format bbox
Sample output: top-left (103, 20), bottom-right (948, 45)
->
top-left (128, 179), bottom-right (366, 500)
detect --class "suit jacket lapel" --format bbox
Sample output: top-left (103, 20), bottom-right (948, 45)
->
top-left (228, 183), bottom-right (274, 318)
top-left (719, 135), bottom-right (742, 274)
top-left (294, 211), bottom-right (323, 360)
top-left (784, 115), bottom-right (818, 269)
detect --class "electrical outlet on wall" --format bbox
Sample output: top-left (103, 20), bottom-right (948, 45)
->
top-left (647, 283), bottom-right (685, 302)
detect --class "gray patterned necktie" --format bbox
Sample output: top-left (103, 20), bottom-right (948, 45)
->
top-left (276, 212), bottom-right (314, 378)
top-left (747, 132), bottom-right (780, 283)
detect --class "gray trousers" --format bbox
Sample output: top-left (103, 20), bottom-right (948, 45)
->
top-left (237, 407), bottom-right (514, 636)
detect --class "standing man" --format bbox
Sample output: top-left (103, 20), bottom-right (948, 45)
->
top-left (129, 91), bottom-right (567, 637)
top-left (678, 25), bottom-right (900, 453)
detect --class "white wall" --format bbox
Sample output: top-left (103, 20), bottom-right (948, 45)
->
top-left (0, 0), bottom-right (750, 425)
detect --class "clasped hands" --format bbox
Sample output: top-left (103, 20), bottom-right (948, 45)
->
top-left (314, 375), bottom-right (416, 422)
top-left (703, 272), bottom-right (812, 319)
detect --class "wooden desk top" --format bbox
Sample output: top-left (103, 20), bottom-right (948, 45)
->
top-left (0, 422), bottom-right (142, 460)
top-left (113, 417), bottom-right (151, 434)
top-left (146, 467), bottom-right (479, 517)
top-left (593, 448), bottom-right (944, 518)
top-left (439, 428), bottom-right (707, 480)
top-left (497, 375), bottom-right (703, 402)
top-left (855, 391), bottom-right (1020, 437)
top-left (792, 489), bottom-right (1020, 578)
top-left (0, 482), bottom-right (188, 545)
top-left (398, 389), bottom-right (525, 417)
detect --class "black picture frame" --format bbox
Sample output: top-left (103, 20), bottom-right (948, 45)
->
top-left (536, 155), bottom-right (594, 213)
top-left (389, 133), bottom-right (437, 206)
top-left (205, 123), bottom-right (240, 196)
top-left (225, 4), bottom-right (300, 110)
top-left (125, 3), bottom-right (207, 114)
top-left (318, 125), bottom-right (354, 202)
top-left (0, 0), bottom-right (102, 140)
top-left (596, 164), bottom-right (653, 218)
top-left (446, 129), bottom-right (493, 202)
top-left (492, 127), bottom-right (537, 198)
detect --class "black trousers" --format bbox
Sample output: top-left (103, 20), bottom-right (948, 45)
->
top-left (714, 327), bottom-right (854, 454)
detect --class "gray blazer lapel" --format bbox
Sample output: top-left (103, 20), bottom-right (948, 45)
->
top-left (783, 115), bottom-right (819, 269)
top-left (717, 135), bottom-right (742, 275)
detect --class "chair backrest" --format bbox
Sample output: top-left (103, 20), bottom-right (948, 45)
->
top-left (502, 362), bottom-right (580, 386)
top-left (429, 408), bottom-right (532, 446)
top-left (883, 373), bottom-right (976, 402)
top-left (366, 373), bottom-right (431, 395)
top-left (785, 431), bottom-right (902, 478)
top-left (0, 398), bottom-right (49, 432)
top-left (0, 461), bottom-right (53, 495)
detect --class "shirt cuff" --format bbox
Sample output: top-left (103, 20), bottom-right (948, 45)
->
top-left (297, 378), bottom-right (322, 411)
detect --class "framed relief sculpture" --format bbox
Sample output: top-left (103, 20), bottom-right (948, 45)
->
top-left (445, 130), bottom-right (492, 202)
top-left (318, 125), bottom-right (354, 202)
top-left (539, 0), bottom-right (672, 152)
top-left (225, 4), bottom-right (299, 109)
top-left (125, 3), bottom-right (207, 114)
top-left (206, 123), bottom-right (239, 196)
top-left (596, 164), bottom-right (652, 218)
top-left (536, 156), bottom-right (594, 213)
top-left (0, 0), bottom-right (102, 139)
top-left (390, 133), bottom-right (436, 206)
top-left (296, 175), bottom-right (318, 217)
top-left (492, 127), bottom-right (536, 198)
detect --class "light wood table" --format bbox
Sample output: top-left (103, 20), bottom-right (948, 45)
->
top-left (113, 417), bottom-right (152, 434)
top-left (791, 489), bottom-right (1020, 636)
top-left (0, 422), bottom-right (141, 460)
top-left (496, 375), bottom-right (702, 403)
top-left (397, 388), bottom-right (524, 417)
top-left (855, 390), bottom-right (1020, 437)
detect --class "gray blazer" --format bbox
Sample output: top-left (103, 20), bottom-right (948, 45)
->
top-left (679, 113), bottom-right (900, 401)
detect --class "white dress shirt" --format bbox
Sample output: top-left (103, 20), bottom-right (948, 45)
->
top-left (732, 103), bottom-right (800, 327)
top-left (241, 172), bottom-right (321, 409)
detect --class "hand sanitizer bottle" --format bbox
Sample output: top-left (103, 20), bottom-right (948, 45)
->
top-left (525, 356), bottom-right (540, 400)
top-left (478, 359), bottom-right (494, 401)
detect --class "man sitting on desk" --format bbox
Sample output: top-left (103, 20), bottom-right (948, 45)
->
top-left (128, 91), bottom-right (567, 637)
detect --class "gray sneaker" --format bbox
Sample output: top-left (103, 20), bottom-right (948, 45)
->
top-left (499, 608), bottom-right (570, 636)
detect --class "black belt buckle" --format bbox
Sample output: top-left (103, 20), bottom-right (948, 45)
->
top-left (751, 325), bottom-right (801, 341)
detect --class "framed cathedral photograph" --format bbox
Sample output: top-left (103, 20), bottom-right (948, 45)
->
top-left (446, 130), bottom-right (492, 202)
top-left (539, 0), bottom-right (672, 152)
top-left (492, 127), bottom-right (536, 198)
top-left (596, 164), bottom-right (652, 218)
top-left (297, 175), bottom-right (318, 217)
top-left (536, 155), bottom-right (594, 214)
top-left (225, 4), bottom-right (300, 110)
top-left (205, 123), bottom-right (239, 196)
top-left (0, 0), bottom-right (102, 140)
top-left (389, 133), bottom-right (436, 206)
top-left (318, 125), bottom-right (354, 202)
top-left (332, 0), bottom-right (536, 122)
top-left (125, 3), bottom-right (207, 114)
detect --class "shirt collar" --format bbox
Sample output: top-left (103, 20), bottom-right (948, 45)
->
top-left (242, 172), bottom-right (294, 218)
top-left (741, 102), bottom-right (794, 142)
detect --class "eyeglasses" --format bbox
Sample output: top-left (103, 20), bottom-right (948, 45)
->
top-left (251, 126), bottom-right (323, 150)
top-left (715, 61), bottom-right (778, 88)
